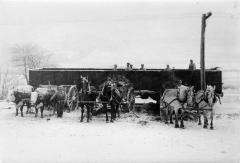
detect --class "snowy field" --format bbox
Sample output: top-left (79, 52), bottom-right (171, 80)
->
top-left (0, 90), bottom-right (240, 163)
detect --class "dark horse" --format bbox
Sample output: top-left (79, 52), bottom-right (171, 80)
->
top-left (77, 76), bottom-right (99, 122)
top-left (99, 80), bottom-right (122, 122)
top-left (9, 91), bottom-right (32, 117)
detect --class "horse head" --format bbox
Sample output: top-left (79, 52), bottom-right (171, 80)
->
top-left (79, 75), bottom-right (91, 93)
top-left (186, 86), bottom-right (194, 107)
top-left (205, 85), bottom-right (216, 107)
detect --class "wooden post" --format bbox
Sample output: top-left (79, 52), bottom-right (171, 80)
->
top-left (200, 12), bottom-right (212, 90)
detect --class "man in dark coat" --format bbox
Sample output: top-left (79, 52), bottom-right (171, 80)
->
top-left (189, 59), bottom-right (196, 70)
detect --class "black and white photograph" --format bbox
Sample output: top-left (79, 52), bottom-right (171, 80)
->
top-left (0, 0), bottom-right (239, 162)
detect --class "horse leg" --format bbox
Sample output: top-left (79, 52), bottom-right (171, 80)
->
top-left (90, 104), bottom-right (93, 120)
top-left (112, 103), bottom-right (116, 120)
top-left (174, 109), bottom-right (179, 128)
top-left (114, 104), bottom-right (118, 120)
top-left (164, 108), bottom-right (169, 124)
top-left (203, 111), bottom-right (208, 128)
top-left (210, 110), bottom-right (214, 130)
top-left (198, 110), bottom-right (202, 125)
top-left (105, 104), bottom-right (109, 122)
top-left (56, 102), bottom-right (60, 117)
top-left (110, 103), bottom-right (114, 123)
top-left (203, 118), bottom-right (208, 128)
top-left (169, 109), bottom-right (174, 124)
top-left (117, 104), bottom-right (120, 118)
top-left (40, 106), bottom-right (44, 118)
top-left (20, 105), bottom-right (24, 117)
top-left (26, 105), bottom-right (29, 114)
top-left (52, 103), bottom-right (56, 116)
top-left (80, 106), bottom-right (84, 122)
top-left (56, 102), bottom-right (63, 118)
top-left (180, 109), bottom-right (185, 129)
top-left (26, 102), bottom-right (30, 114)
top-left (16, 105), bottom-right (19, 116)
top-left (35, 106), bottom-right (38, 117)
top-left (87, 106), bottom-right (90, 122)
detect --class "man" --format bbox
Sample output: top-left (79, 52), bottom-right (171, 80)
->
top-left (140, 64), bottom-right (145, 70)
top-left (176, 80), bottom-right (191, 103)
top-left (165, 64), bottom-right (171, 71)
top-left (176, 80), bottom-right (183, 88)
top-left (189, 59), bottom-right (196, 70)
top-left (113, 64), bottom-right (117, 70)
top-left (129, 64), bottom-right (133, 70)
top-left (126, 62), bottom-right (131, 70)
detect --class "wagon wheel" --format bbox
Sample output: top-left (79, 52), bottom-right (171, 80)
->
top-left (67, 85), bottom-right (79, 111)
top-left (126, 87), bottom-right (135, 112)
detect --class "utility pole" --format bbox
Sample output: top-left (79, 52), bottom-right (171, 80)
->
top-left (200, 12), bottom-right (212, 90)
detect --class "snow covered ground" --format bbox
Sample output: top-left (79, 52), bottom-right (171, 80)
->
top-left (0, 90), bottom-right (240, 163)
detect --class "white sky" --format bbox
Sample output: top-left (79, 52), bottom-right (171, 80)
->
top-left (0, 0), bottom-right (239, 69)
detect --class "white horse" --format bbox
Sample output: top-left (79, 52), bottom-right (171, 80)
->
top-left (161, 85), bottom-right (194, 128)
top-left (195, 85), bottom-right (220, 129)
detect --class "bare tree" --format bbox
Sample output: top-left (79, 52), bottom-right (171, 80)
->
top-left (10, 43), bottom-right (55, 84)
top-left (0, 69), bottom-right (10, 100)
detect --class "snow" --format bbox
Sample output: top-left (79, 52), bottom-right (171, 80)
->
top-left (0, 91), bottom-right (240, 163)
top-left (135, 97), bottom-right (156, 104)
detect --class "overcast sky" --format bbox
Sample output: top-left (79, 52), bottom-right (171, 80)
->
top-left (0, 0), bottom-right (239, 69)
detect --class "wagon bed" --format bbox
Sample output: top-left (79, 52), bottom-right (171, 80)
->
top-left (29, 68), bottom-right (223, 94)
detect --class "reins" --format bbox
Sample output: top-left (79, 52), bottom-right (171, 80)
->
top-left (160, 98), bottom-right (178, 110)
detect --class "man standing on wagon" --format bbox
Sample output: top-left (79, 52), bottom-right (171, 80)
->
top-left (188, 59), bottom-right (196, 70)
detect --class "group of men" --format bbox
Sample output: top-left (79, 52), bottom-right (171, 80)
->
top-left (117, 59), bottom-right (196, 71)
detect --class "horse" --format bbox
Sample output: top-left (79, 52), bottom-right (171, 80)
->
top-left (31, 87), bottom-right (66, 118)
top-left (99, 80), bottom-right (123, 122)
top-left (194, 85), bottom-right (220, 129)
top-left (77, 76), bottom-right (99, 122)
top-left (9, 90), bottom-right (32, 117)
top-left (8, 85), bottom-right (35, 117)
top-left (161, 85), bottom-right (194, 128)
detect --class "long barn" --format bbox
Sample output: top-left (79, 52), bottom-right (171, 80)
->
top-left (29, 68), bottom-right (223, 94)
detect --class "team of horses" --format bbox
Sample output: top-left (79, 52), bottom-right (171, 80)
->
top-left (9, 77), bottom-right (221, 129)
top-left (9, 86), bottom-right (67, 118)
top-left (161, 85), bottom-right (221, 129)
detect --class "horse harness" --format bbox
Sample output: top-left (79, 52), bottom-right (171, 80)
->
top-left (194, 90), bottom-right (220, 108)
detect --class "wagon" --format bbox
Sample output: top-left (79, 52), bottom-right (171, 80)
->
top-left (63, 81), bottom-right (135, 113)
top-left (29, 68), bottom-right (223, 93)
top-left (29, 68), bottom-right (223, 113)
